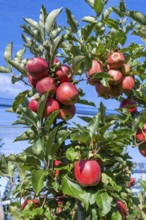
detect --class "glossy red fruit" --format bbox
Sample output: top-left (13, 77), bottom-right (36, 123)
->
top-left (53, 57), bottom-right (60, 64)
top-left (53, 160), bottom-right (62, 175)
top-left (117, 200), bottom-right (128, 219)
top-left (56, 82), bottom-right (79, 105)
top-left (87, 60), bottom-right (104, 85)
top-left (59, 105), bottom-right (76, 121)
top-left (36, 76), bottom-right (57, 95)
top-left (136, 124), bottom-right (146, 142)
top-left (55, 64), bottom-right (73, 83)
top-left (120, 98), bottom-right (137, 114)
top-left (44, 98), bottom-right (60, 117)
top-left (121, 76), bottom-right (135, 91)
top-left (74, 160), bottom-right (101, 187)
top-left (95, 81), bottom-right (110, 99)
top-left (138, 145), bottom-right (146, 157)
top-left (28, 74), bottom-right (38, 88)
top-left (21, 199), bottom-right (40, 210)
top-left (108, 69), bottom-right (123, 85)
top-left (121, 64), bottom-right (131, 75)
top-left (108, 52), bottom-right (125, 69)
top-left (28, 99), bottom-right (39, 113)
top-left (26, 57), bottom-right (49, 79)
top-left (128, 178), bottom-right (136, 187)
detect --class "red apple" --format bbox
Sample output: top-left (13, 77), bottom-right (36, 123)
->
top-left (87, 60), bottom-right (104, 85)
top-left (56, 82), bottom-right (79, 105)
top-left (136, 124), bottom-right (146, 142)
top-left (128, 178), bottom-right (136, 187)
top-left (121, 76), bottom-right (135, 91)
top-left (117, 200), bottom-right (128, 219)
top-left (53, 160), bottom-right (62, 175)
top-left (53, 57), bottom-right (60, 64)
top-left (138, 145), bottom-right (146, 157)
top-left (26, 57), bottom-right (49, 79)
top-left (120, 98), bottom-right (137, 114)
top-left (108, 69), bottom-right (123, 85)
top-left (28, 74), bottom-right (38, 88)
top-left (44, 98), bottom-right (60, 117)
top-left (55, 64), bottom-right (73, 83)
top-left (95, 81), bottom-right (110, 99)
top-left (108, 52), bottom-right (125, 69)
top-left (59, 105), bottom-right (76, 121)
top-left (21, 199), bottom-right (40, 210)
top-left (74, 160), bottom-right (101, 187)
top-left (28, 99), bottom-right (39, 113)
top-left (121, 64), bottom-right (131, 75)
top-left (36, 76), bottom-right (57, 95)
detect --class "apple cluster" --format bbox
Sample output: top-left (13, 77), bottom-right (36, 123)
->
top-left (26, 57), bottom-right (79, 121)
top-left (87, 51), bottom-right (135, 99)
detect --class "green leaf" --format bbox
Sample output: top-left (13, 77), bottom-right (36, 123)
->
top-left (50, 35), bottom-right (64, 59)
top-left (72, 55), bottom-right (85, 73)
top-left (95, 192), bottom-right (111, 217)
top-left (78, 99), bottom-right (96, 107)
top-left (126, 10), bottom-right (146, 26)
top-left (85, 0), bottom-right (94, 8)
top-left (45, 8), bottom-right (63, 35)
top-left (66, 147), bottom-right (79, 161)
top-left (32, 137), bottom-right (44, 156)
top-left (15, 48), bottom-right (26, 61)
top-left (87, 113), bottom-right (101, 137)
top-left (14, 129), bottom-right (34, 142)
top-left (65, 8), bottom-right (79, 33)
top-left (62, 176), bottom-right (89, 210)
top-left (45, 110), bottom-right (60, 131)
top-left (37, 92), bottom-right (48, 118)
top-left (39, 5), bottom-right (47, 28)
top-left (31, 169), bottom-right (46, 196)
top-left (71, 130), bottom-right (90, 143)
top-left (7, 59), bottom-right (27, 76)
top-left (94, 0), bottom-right (104, 16)
top-left (111, 211), bottom-right (122, 220)
top-left (102, 18), bottom-right (119, 29)
top-left (4, 42), bottom-right (13, 64)
top-left (140, 180), bottom-right (146, 192)
top-left (82, 16), bottom-right (97, 23)
top-left (24, 18), bottom-right (41, 31)
top-left (0, 66), bottom-right (11, 73)
top-left (12, 90), bottom-right (29, 111)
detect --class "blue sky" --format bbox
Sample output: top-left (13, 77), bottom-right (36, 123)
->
top-left (0, 0), bottom-right (146, 167)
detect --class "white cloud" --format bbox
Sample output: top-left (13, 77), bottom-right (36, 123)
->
top-left (0, 73), bottom-right (29, 99)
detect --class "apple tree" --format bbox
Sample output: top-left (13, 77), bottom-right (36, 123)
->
top-left (1, 0), bottom-right (146, 219)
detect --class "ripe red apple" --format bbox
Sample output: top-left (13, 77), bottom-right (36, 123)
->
top-left (95, 81), bottom-right (110, 99)
top-left (121, 64), bottom-right (131, 75)
top-left (59, 105), bottom-right (76, 121)
top-left (55, 64), bottom-right (73, 83)
top-left (56, 82), bottom-right (79, 105)
top-left (120, 98), bottom-right (137, 114)
top-left (28, 99), bottom-right (39, 113)
top-left (117, 200), bottom-right (128, 219)
top-left (28, 74), bottom-right (38, 88)
top-left (136, 124), bottom-right (146, 142)
top-left (108, 69), bottom-right (123, 85)
top-left (128, 178), bottom-right (136, 187)
top-left (138, 145), bottom-right (146, 157)
top-left (109, 84), bottom-right (122, 97)
top-left (26, 57), bottom-right (49, 79)
top-left (74, 160), bottom-right (101, 187)
top-left (21, 199), bottom-right (40, 210)
top-left (87, 60), bottom-right (104, 85)
top-left (44, 98), bottom-right (60, 117)
top-left (53, 160), bottom-right (62, 175)
top-left (121, 76), bottom-right (135, 91)
top-left (53, 57), bottom-right (60, 64)
top-left (108, 52), bottom-right (125, 69)
top-left (36, 76), bottom-right (57, 95)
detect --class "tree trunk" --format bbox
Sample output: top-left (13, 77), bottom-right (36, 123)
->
top-left (77, 200), bottom-right (85, 220)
